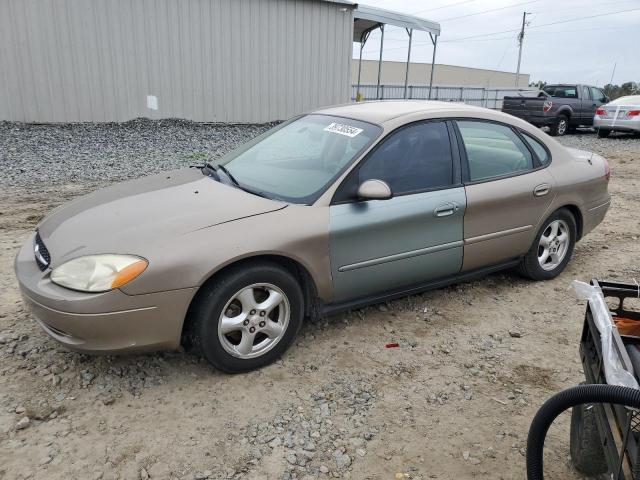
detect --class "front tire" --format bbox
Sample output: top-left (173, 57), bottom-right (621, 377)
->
top-left (517, 209), bottom-right (577, 280)
top-left (549, 115), bottom-right (569, 136)
top-left (188, 262), bottom-right (304, 373)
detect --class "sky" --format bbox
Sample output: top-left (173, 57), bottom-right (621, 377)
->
top-left (352, 0), bottom-right (640, 86)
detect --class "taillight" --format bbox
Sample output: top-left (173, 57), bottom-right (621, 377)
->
top-left (627, 110), bottom-right (640, 117)
top-left (595, 107), bottom-right (606, 116)
top-left (543, 100), bottom-right (553, 113)
top-left (604, 157), bottom-right (611, 181)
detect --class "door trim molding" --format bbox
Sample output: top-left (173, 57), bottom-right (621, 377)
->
top-left (338, 240), bottom-right (464, 272)
top-left (465, 225), bottom-right (532, 245)
top-left (588, 200), bottom-right (610, 212)
top-left (323, 258), bottom-right (521, 316)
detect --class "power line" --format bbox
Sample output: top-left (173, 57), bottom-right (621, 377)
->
top-left (360, 5), bottom-right (640, 54)
top-left (528, 0), bottom-right (639, 16)
top-left (412, 0), bottom-right (475, 15)
top-left (442, 25), bottom-right (638, 43)
top-left (440, 6), bottom-right (640, 42)
top-left (438, 0), bottom-right (541, 23)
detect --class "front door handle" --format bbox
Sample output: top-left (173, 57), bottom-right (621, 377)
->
top-left (434, 202), bottom-right (457, 217)
top-left (533, 183), bottom-right (550, 197)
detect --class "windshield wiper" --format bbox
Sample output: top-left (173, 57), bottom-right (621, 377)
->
top-left (201, 162), bottom-right (220, 181)
top-left (202, 162), bottom-right (273, 200)
top-left (217, 164), bottom-right (240, 187)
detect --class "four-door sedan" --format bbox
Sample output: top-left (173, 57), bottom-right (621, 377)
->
top-left (15, 101), bottom-right (611, 372)
top-left (594, 95), bottom-right (640, 137)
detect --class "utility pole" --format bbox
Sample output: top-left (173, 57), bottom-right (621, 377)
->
top-left (515, 11), bottom-right (529, 87)
top-left (608, 62), bottom-right (617, 86)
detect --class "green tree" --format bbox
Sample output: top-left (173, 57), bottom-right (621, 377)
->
top-left (603, 82), bottom-right (639, 100)
top-left (529, 80), bottom-right (547, 89)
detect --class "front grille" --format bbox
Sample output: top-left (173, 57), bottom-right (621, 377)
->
top-left (34, 232), bottom-right (51, 271)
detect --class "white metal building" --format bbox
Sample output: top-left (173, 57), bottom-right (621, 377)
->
top-left (0, 0), bottom-right (441, 123)
top-left (351, 60), bottom-right (530, 89)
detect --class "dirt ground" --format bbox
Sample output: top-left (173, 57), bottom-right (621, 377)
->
top-left (1, 131), bottom-right (639, 480)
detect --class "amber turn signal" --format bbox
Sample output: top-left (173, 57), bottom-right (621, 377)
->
top-left (111, 259), bottom-right (148, 289)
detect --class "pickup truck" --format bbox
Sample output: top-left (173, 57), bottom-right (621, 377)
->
top-left (502, 84), bottom-right (609, 136)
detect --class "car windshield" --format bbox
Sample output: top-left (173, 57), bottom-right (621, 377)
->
top-left (610, 95), bottom-right (640, 106)
top-left (543, 86), bottom-right (578, 98)
top-left (217, 114), bottom-right (381, 204)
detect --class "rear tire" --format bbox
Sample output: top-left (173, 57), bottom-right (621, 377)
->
top-left (570, 401), bottom-right (608, 475)
top-left (597, 129), bottom-right (611, 138)
top-left (188, 262), bottom-right (304, 373)
top-left (549, 115), bottom-right (569, 136)
top-left (517, 208), bottom-right (577, 280)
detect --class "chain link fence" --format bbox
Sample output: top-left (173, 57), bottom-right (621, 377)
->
top-left (351, 84), bottom-right (539, 110)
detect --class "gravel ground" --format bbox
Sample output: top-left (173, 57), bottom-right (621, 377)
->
top-left (0, 121), bottom-right (639, 480)
top-left (0, 120), bottom-right (272, 190)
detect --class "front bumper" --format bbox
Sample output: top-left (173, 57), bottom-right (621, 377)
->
top-left (15, 233), bottom-right (196, 354)
top-left (593, 118), bottom-right (640, 132)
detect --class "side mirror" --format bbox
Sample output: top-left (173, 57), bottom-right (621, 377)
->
top-left (357, 179), bottom-right (392, 201)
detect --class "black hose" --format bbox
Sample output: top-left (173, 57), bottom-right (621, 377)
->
top-left (526, 384), bottom-right (640, 480)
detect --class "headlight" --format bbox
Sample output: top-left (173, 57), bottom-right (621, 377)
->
top-left (50, 255), bottom-right (148, 292)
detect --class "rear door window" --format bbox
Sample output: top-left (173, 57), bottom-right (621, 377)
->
top-left (590, 87), bottom-right (607, 103)
top-left (457, 121), bottom-right (534, 182)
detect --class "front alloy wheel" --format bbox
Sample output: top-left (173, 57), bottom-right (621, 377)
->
top-left (188, 262), bottom-right (304, 373)
top-left (218, 284), bottom-right (290, 359)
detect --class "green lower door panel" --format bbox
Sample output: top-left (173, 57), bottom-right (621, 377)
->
top-left (329, 187), bottom-right (466, 302)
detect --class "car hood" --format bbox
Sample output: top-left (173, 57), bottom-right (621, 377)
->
top-left (38, 168), bottom-right (287, 267)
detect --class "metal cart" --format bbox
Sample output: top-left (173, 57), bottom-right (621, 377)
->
top-left (573, 279), bottom-right (640, 479)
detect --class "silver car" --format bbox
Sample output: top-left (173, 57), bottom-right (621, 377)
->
top-left (594, 95), bottom-right (640, 137)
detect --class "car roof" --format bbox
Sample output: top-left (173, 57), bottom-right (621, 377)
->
top-left (609, 95), bottom-right (640, 105)
top-left (314, 100), bottom-right (514, 125)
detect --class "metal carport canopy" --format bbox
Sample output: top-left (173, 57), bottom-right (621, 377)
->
top-left (353, 5), bottom-right (440, 39)
top-left (353, 4), bottom-right (442, 100)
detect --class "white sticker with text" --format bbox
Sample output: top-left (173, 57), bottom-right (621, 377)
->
top-left (324, 122), bottom-right (363, 138)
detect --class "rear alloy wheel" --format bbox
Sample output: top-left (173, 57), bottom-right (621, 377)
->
top-left (597, 128), bottom-right (611, 138)
top-left (518, 209), bottom-right (577, 280)
top-left (188, 262), bottom-right (304, 373)
top-left (549, 115), bottom-right (569, 136)
top-left (537, 219), bottom-right (571, 271)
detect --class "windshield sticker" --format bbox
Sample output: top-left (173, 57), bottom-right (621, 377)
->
top-left (324, 123), bottom-right (363, 138)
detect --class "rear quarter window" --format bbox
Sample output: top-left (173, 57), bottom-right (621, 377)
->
top-left (521, 132), bottom-right (550, 166)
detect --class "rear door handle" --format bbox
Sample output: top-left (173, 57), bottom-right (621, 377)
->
top-left (434, 202), bottom-right (457, 217)
top-left (533, 184), bottom-right (550, 197)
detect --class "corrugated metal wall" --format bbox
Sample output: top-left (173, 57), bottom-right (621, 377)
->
top-left (0, 0), bottom-right (354, 123)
